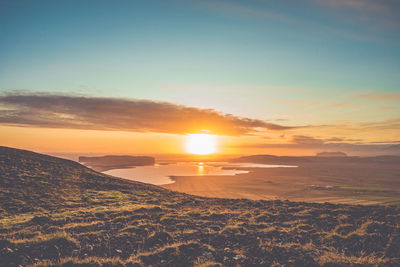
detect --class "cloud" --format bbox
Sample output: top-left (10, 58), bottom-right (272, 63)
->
top-left (324, 137), bottom-right (363, 142)
top-left (0, 93), bottom-right (297, 136)
top-left (292, 135), bottom-right (363, 144)
top-left (369, 140), bottom-right (400, 144)
top-left (304, 118), bottom-right (400, 132)
top-left (360, 93), bottom-right (400, 102)
top-left (236, 135), bottom-right (400, 156)
top-left (315, 0), bottom-right (391, 13)
top-left (377, 106), bottom-right (400, 111)
top-left (358, 118), bottom-right (400, 130)
top-left (199, 0), bottom-right (398, 43)
top-left (292, 135), bottom-right (325, 145)
top-left (200, 0), bottom-right (292, 23)
top-left (313, 0), bottom-right (400, 28)
top-left (326, 103), bottom-right (349, 109)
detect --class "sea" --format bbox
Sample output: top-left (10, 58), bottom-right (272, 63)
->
top-left (103, 162), bottom-right (297, 185)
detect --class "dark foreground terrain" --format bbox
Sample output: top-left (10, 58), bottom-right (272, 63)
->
top-left (1, 146), bottom-right (399, 266)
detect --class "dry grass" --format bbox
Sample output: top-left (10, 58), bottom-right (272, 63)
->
top-left (1, 146), bottom-right (400, 266)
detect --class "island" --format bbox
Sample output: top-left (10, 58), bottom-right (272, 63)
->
top-left (78, 155), bottom-right (155, 171)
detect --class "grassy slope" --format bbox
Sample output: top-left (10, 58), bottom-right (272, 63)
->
top-left (0, 146), bottom-right (399, 267)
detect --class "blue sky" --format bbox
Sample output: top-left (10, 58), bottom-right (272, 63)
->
top-left (0, 0), bottom-right (399, 155)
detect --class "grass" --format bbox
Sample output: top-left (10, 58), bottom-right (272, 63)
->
top-left (1, 146), bottom-right (400, 266)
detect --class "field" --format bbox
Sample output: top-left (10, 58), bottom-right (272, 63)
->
top-left (164, 159), bottom-right (400, 205)
top-left (1, 146), bottom-right (400, 266)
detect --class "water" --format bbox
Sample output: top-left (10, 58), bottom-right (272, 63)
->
top-left (103, 162), bottom-right (297, 185)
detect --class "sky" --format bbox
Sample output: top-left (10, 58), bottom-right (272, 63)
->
top-left (0, 0), bottom-right (400, 156)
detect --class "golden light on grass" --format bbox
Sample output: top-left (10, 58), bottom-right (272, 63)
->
top-left (186, 134), bottom-right (217, 155)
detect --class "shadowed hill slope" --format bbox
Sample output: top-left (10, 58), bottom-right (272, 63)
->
top-left (0, 146), bottom-right (400, 266)
top-left (0, 146), bottom-right (169, 214)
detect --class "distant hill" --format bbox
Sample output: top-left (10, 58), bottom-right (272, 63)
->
top-left (232, 154), bottom-right (400, 165)
top-left (1, 146), bottom-right (399, 266)
top-left (316, 151), bottom-right (347, 157)
top-left (79, 155), bottom-right (155, 171)
top-left (231, 154), bottom-right (311, 165)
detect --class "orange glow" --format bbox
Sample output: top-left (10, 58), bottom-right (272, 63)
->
top-left (0, 126), bottom-right (183, 154)
top-left (186, 134), bottom-right (217, 155)
top-left (1, 124), bottom-right (395, 157)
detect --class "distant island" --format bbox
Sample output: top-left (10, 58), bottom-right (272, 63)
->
top-left (316, 151), bottom-right (347, 157)
top-left (79, 155), bottom-right (155, 171)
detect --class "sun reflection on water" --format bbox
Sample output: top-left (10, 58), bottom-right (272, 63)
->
top-left (198, 162), bottom-right (204, 175)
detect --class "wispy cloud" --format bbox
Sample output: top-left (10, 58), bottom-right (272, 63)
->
top-left (358, 118), bottom-right (400, 130)
top-left (236, 134), bottom-right (400, 156)
top-left (199, 0), bottom-right (399, 43)
top-left (0, 93), bottom-right (298, 136)
top-left (326, 102), bottom-right (349, 109)
top-left (292, 135), bottom-right (363, 145)
top-left (200, 0), bottom-right (293, 24)
top-left (369, 140), bottom-right (400, 144)
top-left (360, 93), bottom-right (400, 102)
top-left (292, 135), bottom-right (324, 145)
top-left (313, 0), bottom-right (400, 28)
top-left (314, 0), bottom-right (391, 13)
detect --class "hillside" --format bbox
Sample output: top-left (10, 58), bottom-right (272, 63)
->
top-left (1, 146), bottom-right (400, 266)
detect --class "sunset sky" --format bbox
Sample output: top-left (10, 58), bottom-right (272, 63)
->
top-left (1, 0), bottom-right (399, 156)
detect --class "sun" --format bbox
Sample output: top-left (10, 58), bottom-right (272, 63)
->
top-left (186, 134), bottom-right (217, 155)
